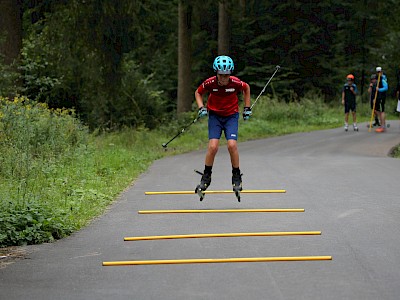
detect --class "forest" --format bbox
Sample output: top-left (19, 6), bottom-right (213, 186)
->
top-left (1, 0), bottom-right (400, 130)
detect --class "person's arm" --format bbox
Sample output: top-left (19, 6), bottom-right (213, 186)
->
top-left (195, 88), bottom-right (208, 118)
top-left (368, 82), bottom-right (373, 94)
top-left (242, 83), bottom-right (251, 107)
top-left (341, 90), bottom-right (345, 105)
top-left (352, 84), bottom-right (358, 95)
top-left (195, 89), bottom-right (205, 109)
top-left (379, 79), bottom-right (388, 92)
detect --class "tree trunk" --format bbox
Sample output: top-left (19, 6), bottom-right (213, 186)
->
top-left (0, 0), bottom-right (22, 65)
top-left (177, 0), bottom-right (192, 114)
top-left (239, 0), bottom-right (246, 19)
top-left (218, 0), bottom-right (230, 55)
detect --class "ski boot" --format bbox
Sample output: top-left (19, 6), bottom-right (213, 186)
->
top-left (373, 119), bottom-right (380, 127)
top-left (232, 172), bottom-right (243, 202)
top-left (344, 123), bottom-right (349, 132)
top-left (375, 126), bottom-right (385, 133)
top-left (353, 123), bottom-right (358, 131)
top-left (195, 170), bottom-right (211, 201)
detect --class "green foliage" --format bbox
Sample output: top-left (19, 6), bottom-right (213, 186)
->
top-left (19, 32), bottom-right (63, 104)
top-left (0, 95), bottom-right (171, 247)
top-left (0, 96), bottom-right (89, 246)
top-left (0, 202), bottom-right (73, 247)
top-left (252, 93), bottom-right (341, 126)
top-left (0, 97), bottom-right (88, 177)
top-left (6, 0), bottom-right (398, 129)
top-left (19, 0), bottom-right (176, 129)
top-left (392, 144), bottom-right (400, 158)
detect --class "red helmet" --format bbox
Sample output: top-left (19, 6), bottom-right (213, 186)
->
top-left (346, 74), bottom-right (354, 80)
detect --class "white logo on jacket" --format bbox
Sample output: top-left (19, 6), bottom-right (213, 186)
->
top-left (225, 88), bottom-right (235, 92)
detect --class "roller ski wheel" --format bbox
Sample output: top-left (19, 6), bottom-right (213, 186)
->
top-left (233, 188), bottom-right (241, 202)
top-left (353, 125), bottom-right (358, 131)
top-left (195, 186), bottom-right (205, 201)
top-left (194, 170), bottom-right (211, 201)
top-left (232, 172), bottom-right (243, 202)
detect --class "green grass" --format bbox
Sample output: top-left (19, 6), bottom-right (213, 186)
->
top-left (1, 94), bottom-right (399, 246)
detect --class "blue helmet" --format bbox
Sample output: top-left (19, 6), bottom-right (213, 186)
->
top-left (213, 55), bottom-right (234, 74)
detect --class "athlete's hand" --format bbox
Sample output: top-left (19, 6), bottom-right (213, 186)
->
top-left (243, 107), bottom-right (252, 120)
top-left (198, 106), bottom-right (208, 118)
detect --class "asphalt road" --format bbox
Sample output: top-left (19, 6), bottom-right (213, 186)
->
top-left (1, 121), bottom-right (400, 300)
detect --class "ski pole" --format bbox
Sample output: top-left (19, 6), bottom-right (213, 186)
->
top-left (162, 116), bottom-right (199, 148)
top-left (250, 65), bottom-right (281, 110)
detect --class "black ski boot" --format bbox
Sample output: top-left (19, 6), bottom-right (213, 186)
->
top-left (232, 172), bottom-right (243, 202)
top-left (373, 117), bottom-right (381, 127)
top-left (195, 171), bottom-right (211, 201)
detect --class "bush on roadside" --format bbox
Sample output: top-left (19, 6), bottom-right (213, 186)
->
top-left (0, 202), bottom-right (74, 247)
top-left (0, 96), bottom-right (89, 246)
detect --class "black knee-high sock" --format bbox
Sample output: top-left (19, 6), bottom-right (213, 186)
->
top-left (204, 165), bottom-right (212, 174)
top-left (232, 167), bottom-right (240, 175)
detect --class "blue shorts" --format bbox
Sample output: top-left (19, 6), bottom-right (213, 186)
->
top-left (208, 111), bottom-right (239, 140)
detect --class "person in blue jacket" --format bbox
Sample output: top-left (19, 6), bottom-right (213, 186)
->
top-left (374, 67), bottom-right (389, 132)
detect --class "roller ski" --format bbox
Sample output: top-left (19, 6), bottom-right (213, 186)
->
top-left (366, 118), bottom-right (381, 128)
top-left (344, 123), bottom-right (358, 132)
top-left (194, 170), bottom-right (211, 201)
top-left (232, 172), bottom-right (243, 202)
top-left (375, 124), bottom-right (390, 132)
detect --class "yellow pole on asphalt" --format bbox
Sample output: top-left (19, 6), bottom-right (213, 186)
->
top-left (144, 190), bottom-right (286, 195)
top-left (103, 256), bottom-right (332, 266)
top-left (124, 231), bottom-right (321, 241)
top-left (138, 208), bottom-right (304, 214)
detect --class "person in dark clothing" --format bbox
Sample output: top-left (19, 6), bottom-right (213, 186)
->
top-left (341, 74), bottom-right (358, 131)
top-left (368, 74), bottom-right (380, 127)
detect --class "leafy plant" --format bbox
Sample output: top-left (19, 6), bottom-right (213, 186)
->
top-left (0, 202), bottom-right (74, 247)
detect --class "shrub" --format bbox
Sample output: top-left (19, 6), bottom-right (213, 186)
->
top-left (0, 96), bottom-right (89, 246)
top-left (0, 202), bottom-right (74, 247)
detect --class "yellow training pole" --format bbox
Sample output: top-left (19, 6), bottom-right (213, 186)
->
top-left (124, 231), bottom-right (321, 241)
top-left (145, 190), bottom-right (286, 195)
top-left (138, 208), bottom-right (304, 214)
top-left (103, 256), bottom-right (332, 266)
top-left (369, 72), bottom-right (381, 132)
